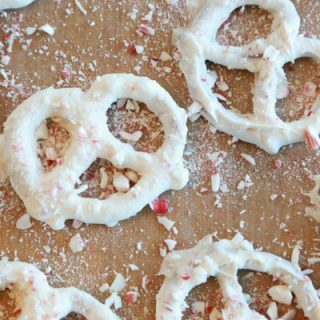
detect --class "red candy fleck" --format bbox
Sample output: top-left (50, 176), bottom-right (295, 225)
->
top-left (60, 70), bottom-right (70, 79)
top-left (4, 33), bottom-right (11, 41)
top-left (206, 305), bottom-right (213, 314)
top-left (47, 159), bottom-right (57, 171)
top-left (182, 274), bottom-right (190, 280)
top-left (150, 198), bottom-right (169, 215)
top-left (137, 24), bottom-right (155, 36)
top-left (125, 291), bottom-right (138, 304)
top-left (12, 308), bottom-right (22, 316)
top-left (273, 159), bottom-right (282, 169)
top-left (128, 44), bottom-right (138, 56)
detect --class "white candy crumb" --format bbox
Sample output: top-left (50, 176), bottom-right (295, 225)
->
top-left (159, 51), bottom-right (172, 62)
top-left (16, 214), bottom-right (32, 230)
top-left (128, 264), bottom-right (139, 271)
top-left (38, 23), bottom-right (55, 36)
top-left (135, 45), bottom-right (144, 54)
top-left (113, 172), bottom-right (130, 192)
top-left (270, 194), bottom-right (278, 201)
top-left (308, 257), bottom-right (320, 265)
top-left (157, 216), bottom-right (175, 231)
top-left (160, 247), bottom-right (167, 257)
top-left (211, 173), bottom-right (221, 193)
top-left (24, 27), bottom-right (37, 35)
top-left (105, 293), bottom-right (122, 310)
top-left (291, 246), bottom-right (300, 266)
top-left (69, 233), bottom-right (85, 253)
top-left (110, 273), bottom-right (126, 293)
top-left (266, 302), bottom-right (278, 320)
top-left (136, 241), bottom-right (142, 251)
top-left (268, 285), bottom-right (293, 305)
top-left (240, 153), bottom-right (256, 165)
top-left (99, 283), bottom-right (109, 293)
top-left (164, 239), bottom-right (177, 251)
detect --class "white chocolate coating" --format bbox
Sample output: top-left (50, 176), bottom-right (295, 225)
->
top-left (157, 234), bottom-right (320, 320)
top-left (0, 260), bottom-right (120, 319)
top-left (174, 0), bottom-right (320, 154)
top-left (1, 74), bottom-right (188, 229)
top-left (0, 0), bottom-right (35, 10)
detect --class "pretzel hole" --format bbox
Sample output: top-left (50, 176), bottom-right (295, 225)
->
top-left (206, 61), bottom-right (254, 114)
top-left (276, 58), bottom-right (320, 122)
top-left (36, 118), bottom-right (71, 172)
top-left (183, 277), bottom-right (222, 319)
top-left (217, 6), bottom-right (272, 47)
top-left (75, 158), bottom-right (141, 199)
top-left (107, 99), bottom-right (164, 153)
top-left (239, 271), bottom-right (301, 318)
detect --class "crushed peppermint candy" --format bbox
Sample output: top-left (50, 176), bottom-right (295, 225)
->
top-left (69, 233), bottom-right (86, 253)
top-left (110, 272), bottom-right (127, 293)
top-left (268, 285), bottom-right (293, 305)
top-left (266, 302), bottom-right (278, 320)
top-left (164, 239), bottom-right (177, 251)
top-left (273, 159), bottom-right (282, 169)
top-left (137, 24), bottom-right (155, 36)
top-left (211, 172), bottom-right (221, 193)
top-left (150, 198), bottom-right (169, 215)
top-left (113, 172), bottom-right (130, 193)
top-left (16, 213), bottom-right (32, 230)
top-left (240, 153), bottom-right (256, 165)
top-left (38, 23), bottom-right (55, 36)
top-left (157, 216), bottom-right (175, 231)
top-left (125, 291), bottom-right (139, 304)
top-left (304, 127), bottom-right (320, 150)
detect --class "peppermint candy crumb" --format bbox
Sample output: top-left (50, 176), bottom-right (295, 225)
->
top-left (69, 233), bottom-right (85, 253)
top-left (16, 213), bottom-right (32, 230)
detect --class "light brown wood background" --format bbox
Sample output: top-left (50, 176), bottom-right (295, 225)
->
top-left (0, 0), bottom-right (320, 319)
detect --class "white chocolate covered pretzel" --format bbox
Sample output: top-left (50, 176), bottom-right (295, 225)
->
top-left (157, 234), bottom-right (320, 320)
top-left (174, 0), bottom-right (320, 154)
top-left (1, 74), bottom-right (188, 229)
top-left (0, 260), bottom-right (120, 319)
top-left (0, 0), bottom-right (35, 10)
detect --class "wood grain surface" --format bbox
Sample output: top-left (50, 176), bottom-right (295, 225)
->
top-left (0, 0), bottom-right (320, 319)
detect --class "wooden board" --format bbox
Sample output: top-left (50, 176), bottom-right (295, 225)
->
top-left (0, 0), bottom-right (320, 319)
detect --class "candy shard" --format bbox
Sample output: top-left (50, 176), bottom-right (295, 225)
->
top-left (69, 233), bottom-right (85, 253)
top-left (16, 214), bottom-right (32, 230)
top-left (305, 127), bottom-right (320, 150)
top-left (268, 285), bottom-right (293, 305)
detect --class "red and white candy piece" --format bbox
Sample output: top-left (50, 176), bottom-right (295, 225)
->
top-left (1, 74), bottom-right (188, 229)
top-left (0, 260), bottom-right (120, 319)
top-left (174, 0), bottom-right (320, 154)
top-left (157, 234), bottom-right (320, 320)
